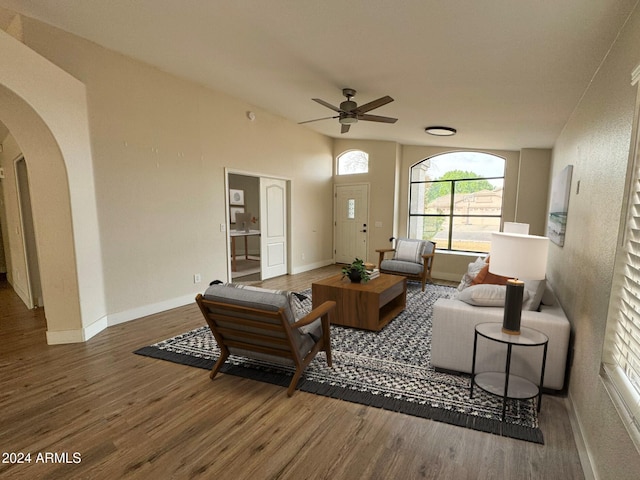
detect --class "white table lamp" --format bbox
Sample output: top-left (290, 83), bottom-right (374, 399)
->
top-left (489, 232), bottom-right (549, 334)
top-left (503, 222), bottom-right (530, 234)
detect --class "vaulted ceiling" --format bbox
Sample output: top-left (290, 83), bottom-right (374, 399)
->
top-left (0, 0), bottom-right (637, 150)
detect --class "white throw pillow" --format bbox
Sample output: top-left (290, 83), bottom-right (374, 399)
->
top-left (394, 238), bottom-right (425, 263)
top-left (457, 284), bottom-right (530, 307)
top-left (457, 256), bottom-right (487, 291)
top-left (523, 279), bottom-right (546, 311)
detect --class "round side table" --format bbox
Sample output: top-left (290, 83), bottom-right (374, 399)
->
top-left (470, 322), bottom-right (549, 421)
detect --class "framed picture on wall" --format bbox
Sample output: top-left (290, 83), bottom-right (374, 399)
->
top-left (229, 189), bottom-right (244, 206)
top-left (230, 206), bottom-right (245, 223)
top-left (547, 165), bottom-right (573, 246)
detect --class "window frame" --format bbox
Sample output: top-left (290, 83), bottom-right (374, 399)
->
top-left (409, 153), bottom-right (505, 254)
top-left (337, 150), bottom-right (369, 175)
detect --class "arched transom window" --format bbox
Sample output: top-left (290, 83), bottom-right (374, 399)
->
top-left (337, 150), bottom-right (369, 175)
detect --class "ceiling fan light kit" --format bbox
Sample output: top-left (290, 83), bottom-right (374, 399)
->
top-left (300, 88), bottom-right (397, 134)
top-left (339, 115), bottom-right (358, 125)
top-left (425, 126), bottom-right (457, 136)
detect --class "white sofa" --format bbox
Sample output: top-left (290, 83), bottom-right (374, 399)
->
top-left (431, 284), bottom-right (570, 391)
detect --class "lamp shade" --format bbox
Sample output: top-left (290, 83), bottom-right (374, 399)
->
top-left (503, 222), bottom-right (529, 234)
top-left (489, 232), bottom-right (549, 280)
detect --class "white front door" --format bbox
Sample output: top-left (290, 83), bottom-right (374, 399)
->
top-left (260, 177), bottom-right (288, 279)
top-left (335, 184), bottom-right (369, 264)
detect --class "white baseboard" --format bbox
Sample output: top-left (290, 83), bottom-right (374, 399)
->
top-left (566, 393), bottom-right (597, 480)
top-left (107, 292), bottom-right (198, 327)
top-left (83, 315), bottom-right (109, 340)
top-left (45, 293), bottom-right (199, 344)
top-left (291, 259), bottom-right (334, 275)
top-left (44, 262), bottom-right (334, 345)
top-left (45, 314), bottom-right (108, 344)
top-left (46, 328), bottom-right (85, 344)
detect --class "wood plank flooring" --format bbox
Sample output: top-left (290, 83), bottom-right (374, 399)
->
top-left (0, 267), bottom-right (585, 479)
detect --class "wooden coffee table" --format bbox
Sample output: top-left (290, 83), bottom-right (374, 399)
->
top-left (311, 273), bottom-right (407, 331)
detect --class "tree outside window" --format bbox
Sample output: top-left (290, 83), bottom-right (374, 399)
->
top-left (409, 152), bottom-right (505, 253)
top-left (337, 150), bottom-right (369, 175)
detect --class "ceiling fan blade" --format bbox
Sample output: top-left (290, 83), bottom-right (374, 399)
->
top-left (312, 98), bottom-right (342, 113)
top-left (341, 124), bottom-right (351, 134)
top-left (358, 113), bottom-right (398, 124)
top-left (355, 95), bottom-right (394, 114)
top-left (298, 115), bottom-right (339, 125)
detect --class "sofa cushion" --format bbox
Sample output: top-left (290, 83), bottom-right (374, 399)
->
top-left (457, 284), bottom-right (530, 307)
top-left (214, 283), bottom-right (319, 335)
top-left (393, 238), bottom-right (427, 263)
top-left (381, 259), bottom-right (423, 275)
top-left (203, 283), bottom-right (294, 319)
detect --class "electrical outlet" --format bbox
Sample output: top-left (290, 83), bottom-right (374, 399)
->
top-left (301, 253), bottom-right (305, 261)
top-left (193, 273), bottom-right (201, 284)
top-left (220, 223), bottom-right (226, 232)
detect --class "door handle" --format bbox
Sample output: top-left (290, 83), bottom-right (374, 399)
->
top-left (360, 229), bottom-right (367, 232)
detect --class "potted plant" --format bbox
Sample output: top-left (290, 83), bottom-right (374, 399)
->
top-left (341, 258), bottom-right (371, 283)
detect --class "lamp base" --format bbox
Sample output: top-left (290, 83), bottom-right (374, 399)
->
top-left (501, 327), bottom-right (521, 335)
top-left (502, 279), bottom-right (524, 335)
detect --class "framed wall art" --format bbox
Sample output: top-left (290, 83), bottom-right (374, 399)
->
top-left (229, 189), bottom-right (244, 206)
top-left (547, 165), bottom-right (573, 246)
top-left (229, 206), bottom-right (245, 223)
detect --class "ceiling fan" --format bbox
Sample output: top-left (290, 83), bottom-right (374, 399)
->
top-left (299, 88), bottom-right (397, 134)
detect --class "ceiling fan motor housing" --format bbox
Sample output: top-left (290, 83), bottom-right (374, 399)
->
top-left (340, 100), bottom-right (357, 112)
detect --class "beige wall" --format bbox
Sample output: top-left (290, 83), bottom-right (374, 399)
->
top-left (517, 149), bottom-right (551, 235)
top-left (549, 5), bottom-right (640, 478)
top-left (4, 16), bottom-right (333, 324)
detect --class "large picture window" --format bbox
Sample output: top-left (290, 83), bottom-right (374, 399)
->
top-left (409, 152), bottom-right (505, 253)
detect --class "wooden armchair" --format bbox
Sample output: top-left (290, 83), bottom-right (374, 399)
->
top-left (195, 284), bottom-right (336, 396)
top-left (376, 237), bottom-right (436, 291)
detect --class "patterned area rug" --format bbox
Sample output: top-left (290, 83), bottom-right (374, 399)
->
top-left (135, 282), bottom-right (543, 443)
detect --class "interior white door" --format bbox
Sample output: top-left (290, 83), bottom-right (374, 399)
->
top-left (16, 158), bottom-right (43, 308)
top-left (335, 184), bottom-right (369, 264)
top-left (260, 177), bottom-right (288, 279)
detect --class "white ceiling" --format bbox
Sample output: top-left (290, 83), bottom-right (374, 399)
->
top-left (0, 0), bottom-right (637, 150)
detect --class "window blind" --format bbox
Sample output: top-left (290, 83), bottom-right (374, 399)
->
top-left (601, 64), bottom-right (640, 451)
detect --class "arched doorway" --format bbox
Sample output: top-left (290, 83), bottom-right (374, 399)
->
top-left (0, 28), bottom-right (106, 343)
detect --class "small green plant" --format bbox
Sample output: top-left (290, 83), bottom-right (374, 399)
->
top-left (341, 258), bottom-right (371, 283)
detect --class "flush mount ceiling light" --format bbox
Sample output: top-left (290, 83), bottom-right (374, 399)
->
top-left (425, 126), bottom-right (457, 136)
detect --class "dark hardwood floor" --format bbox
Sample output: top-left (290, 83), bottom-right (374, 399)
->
top-left (0, 267), bottom-right (584, 479)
